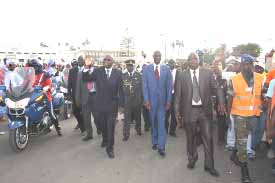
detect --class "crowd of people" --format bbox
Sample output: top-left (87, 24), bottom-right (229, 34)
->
top-left (1, 50), bottom-right (275, 183)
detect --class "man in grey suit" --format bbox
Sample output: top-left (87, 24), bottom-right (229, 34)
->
top-left (174, 52), bottom-right (225, 177)
top-left (75, 55), bottom-right (99, 141)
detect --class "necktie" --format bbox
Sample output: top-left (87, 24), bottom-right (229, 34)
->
top-left (155, 65), bottom-right (160, 80)
top-left (87, 82), bottom-right (93, 90)
top-left (106, 69), bottom-right (110, 79)
top-left (192, 70), bottom-right (201, 103)
top-left (129, 72), bottom-right (132, 77)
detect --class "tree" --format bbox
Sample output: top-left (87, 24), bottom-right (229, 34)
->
top-left (232, 43), bottom-right (262, 57)
top-left (203, 49), bottom-right (216, 65)
top-left (120, 28), bottom-right (135, 57)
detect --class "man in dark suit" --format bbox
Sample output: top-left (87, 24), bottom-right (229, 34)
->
top-left (75, 55), bottom-right (100, 141)
top-left (68, 57), bottom-right (85, 133)
top-left (174, 52), bottom-right (225, 177)
top-left (83, 55), bottom-right (123, 159)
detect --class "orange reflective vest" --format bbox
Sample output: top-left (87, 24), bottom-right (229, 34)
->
top-left (231, 72), bottom-right (263, 117)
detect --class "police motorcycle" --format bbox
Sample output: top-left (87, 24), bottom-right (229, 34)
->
top-left (2, 67), bottom-right (56, 152)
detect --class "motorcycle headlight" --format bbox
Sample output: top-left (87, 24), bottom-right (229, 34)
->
top-left (6, 98), bottom-right (30, 108)
top-left (15, 98), bottom-right (30, 108)
top-left (5, 98), bottom-right (16, 108)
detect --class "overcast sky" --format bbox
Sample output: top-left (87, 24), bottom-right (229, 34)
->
top-left (1, 0), bottom-right (275, 57)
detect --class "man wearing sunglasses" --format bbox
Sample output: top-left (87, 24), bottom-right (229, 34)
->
top-left (83, 55), bottom-right (123, 159)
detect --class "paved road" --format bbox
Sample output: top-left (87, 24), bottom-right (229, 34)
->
top-left (0, 118), bottom-right (274, 183)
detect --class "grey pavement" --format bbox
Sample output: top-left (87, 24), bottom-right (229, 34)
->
top-left (0, 117), bottom-right (274, 183)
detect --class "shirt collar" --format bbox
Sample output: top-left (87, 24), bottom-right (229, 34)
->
top-left (190, 67), bottom-right (199, 73)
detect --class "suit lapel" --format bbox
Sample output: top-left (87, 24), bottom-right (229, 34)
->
top-left (149, 64), bottom-right (155, 80)
top-left (186, 69), bottom-right (192, 88)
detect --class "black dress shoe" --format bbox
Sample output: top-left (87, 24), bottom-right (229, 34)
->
top-left (152, 144), bottom-right (157, 150)
top-left (57, 130), bottom-right (62, 136)
top-left (82, 135), bottom-right (93, 141)
top-left (107, 151), bottom-right (115, 159)
top-left (101, 141), bottom-right (107, 148)
top-left (158, 150), bottom-right (166, 157)
top-left (187, 162), bottom-right (195, 169)
top-left (123, 136), bottom-right (129, 141)
top-left (169, 132), bottom-right (177, 137)
top-left (204, 167), bottom-right (220, 177)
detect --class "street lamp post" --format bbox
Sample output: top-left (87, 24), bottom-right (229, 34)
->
top-left (160, 34), bottom-right (167, 61)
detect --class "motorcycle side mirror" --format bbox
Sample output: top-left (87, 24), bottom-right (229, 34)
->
top-left (0, 85), bottom-right (6, 91)
top-left (34, 85), bottom-right (42, 92)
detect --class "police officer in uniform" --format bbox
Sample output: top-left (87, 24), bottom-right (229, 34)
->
top-left (122, 59), bottom-right (143, 141)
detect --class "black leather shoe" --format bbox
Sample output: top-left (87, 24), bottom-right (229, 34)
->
top-left (204, 167), bottom-right (220, 177)
top-left (107, 151), bottom-right (115, 159)
top-left (187, 162), bottom-right (195, 169)
top-left (169, 132), bottom-right (177, 137)
top-left (101, 141), bottom-right (107, 148)
top-left (123, 136), bottom-right (129, 141)
top-left (158, 150), bottom-right (166, 157)
top-left (152, 144), bottom-right (157, 150)
top-left (57, 130), bottom-right (62, 136)
top-left (82, 135), bottom-right (93, 141)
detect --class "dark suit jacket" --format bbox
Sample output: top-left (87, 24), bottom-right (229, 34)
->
top-left (83, 66), bottom-right (123, 113)
top-left (75, 71), bottom-right (91, 107)
top-left (68, 67), bottom-right (79, 103)
top-left (122, 71), bottom-right (143, 107)
top-left (174, 68), bottom-right (223, 122)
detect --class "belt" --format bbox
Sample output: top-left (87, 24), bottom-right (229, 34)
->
top-left (89, 92), bottom-right (96, 95)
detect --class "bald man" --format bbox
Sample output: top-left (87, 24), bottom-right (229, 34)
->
top-left (142, 51), bottom-right (172, 157)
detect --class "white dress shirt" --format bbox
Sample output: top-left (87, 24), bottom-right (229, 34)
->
top-left (172, 68), bottom-right (177, 94)
top-left (153, 63), bottom-right (161, 77)
top-left (105, 67), bottom-right (113, 78)
top-left (190, 67), bottom-right (202, 106)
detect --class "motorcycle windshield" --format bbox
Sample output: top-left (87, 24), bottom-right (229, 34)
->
top-left (7, 67), bottom-right (35, 99)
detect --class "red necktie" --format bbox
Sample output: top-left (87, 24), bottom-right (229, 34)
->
top-left (87, 82), bottom-right (93, 90)
top-left (155, 65), bottom-right (160, 80)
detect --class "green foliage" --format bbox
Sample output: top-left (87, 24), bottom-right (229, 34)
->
top-left (232, 43), bottom-right (262, 57)
top-left (203, 49), bottom-right (216, 65)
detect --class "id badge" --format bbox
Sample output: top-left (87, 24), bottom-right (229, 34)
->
top-left (245, 87), bottom-right (253, 92)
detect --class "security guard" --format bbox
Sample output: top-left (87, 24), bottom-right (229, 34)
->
top-left (227, 54), bottom-right (263, 183)
top-left (122, 59), bottom-right (143, 141)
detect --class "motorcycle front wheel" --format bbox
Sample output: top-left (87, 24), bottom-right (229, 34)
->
top-left (9, 126), bottom-right (29, 152)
